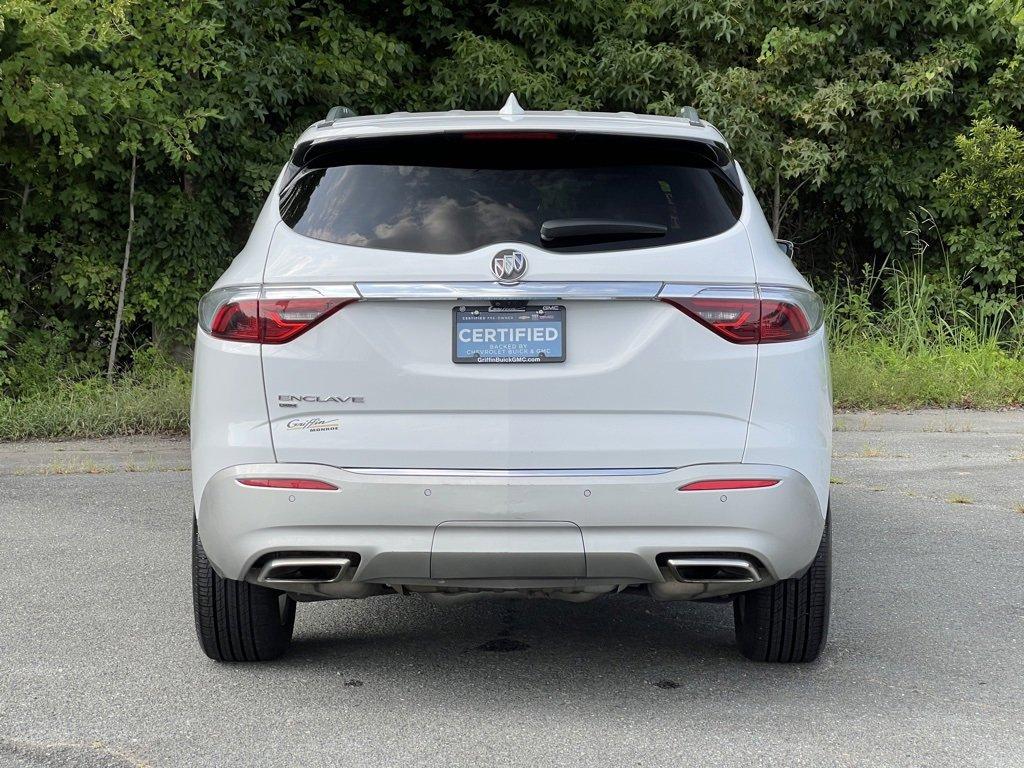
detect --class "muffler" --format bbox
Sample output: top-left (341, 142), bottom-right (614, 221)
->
top-left (256, 556), bottom-right (351, 585)
top-left (664, 557), bottom-right (761, 584)
top-left (649, 555), bottom-right (765, 601)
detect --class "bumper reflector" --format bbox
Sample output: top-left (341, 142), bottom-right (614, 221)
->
top-left (678, 479), bottom-right (779, 492)
top-left (237, 478), bottom-right (339, 491)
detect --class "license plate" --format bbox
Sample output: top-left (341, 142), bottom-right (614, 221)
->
top-left (452, 305), bottom-right (566, 364)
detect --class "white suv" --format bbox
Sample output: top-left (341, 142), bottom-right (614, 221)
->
top-left (191, 97), bottom-right (832, 663)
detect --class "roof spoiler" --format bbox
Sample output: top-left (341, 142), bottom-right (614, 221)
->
top-left (284, 111), bottom-right (741, 194)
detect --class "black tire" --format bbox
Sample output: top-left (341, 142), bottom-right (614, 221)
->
top-left (192, 518), bottom-right (296, 661)
top-left (733, 510), bottom-right (831, 663)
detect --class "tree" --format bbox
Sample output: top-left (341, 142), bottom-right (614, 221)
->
top-left (2, 0), bottom-right (1023, 388)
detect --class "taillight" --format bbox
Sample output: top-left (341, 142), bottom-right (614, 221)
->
top-left (211, 299), bottom-right (260, 342)
top-left (758, 299), bottom-right (811, 341)
top-left (259, 298), bottom-right (352, 343)
top-left (664, 297), bottom-right (761, 343)
top-left (661, 286), bottom-right (822, 344)
top-left (199, 287), bottom-right (357, 344)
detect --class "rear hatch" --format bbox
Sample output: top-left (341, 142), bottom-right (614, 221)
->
top-left (260, 131), bottom-right (756, 469)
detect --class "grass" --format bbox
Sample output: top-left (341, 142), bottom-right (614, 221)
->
top-left (39, 458), bottom-right (116, 475)
top-left (14, 460), bottom-right (191, 476)
top-left (855, 445), bottom-right (886, 458)
top-left (0, 364), bottom-right (190, 441)
top-left (831, 340), bottom-right (1024, 409)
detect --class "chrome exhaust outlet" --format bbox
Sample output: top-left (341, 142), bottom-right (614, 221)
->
top-left (665, 557), bottom-right (761, 584)
top-left (257, 557), bottom-right (351, 585)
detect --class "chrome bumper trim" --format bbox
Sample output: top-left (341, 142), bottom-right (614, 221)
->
top-left (338, 467), bottom-right (676, 477)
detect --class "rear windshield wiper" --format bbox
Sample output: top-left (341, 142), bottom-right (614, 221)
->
top-left (540, 218), bottom-right (668, 245)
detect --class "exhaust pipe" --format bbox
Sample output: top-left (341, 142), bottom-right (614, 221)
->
top-left (665, 557), bottom-right (761, 584)
top-left (257, 556), bottom-right (351, 585)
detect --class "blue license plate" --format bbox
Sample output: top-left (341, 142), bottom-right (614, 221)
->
top-left (453, 305), bottom-right (566, 363)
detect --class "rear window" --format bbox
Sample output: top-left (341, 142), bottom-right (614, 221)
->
top-left (279, 133), bottom-right (742, 254)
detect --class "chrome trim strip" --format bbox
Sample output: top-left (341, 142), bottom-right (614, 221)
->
top-left (242, 281), bottom-right (776, 302)
top-left (658, 283), bottom-right (758, 299)
top-left (260, 283), bottom-right (360, 299)
top-left (339, 467), bottom-right (676, 477)
top-left (214, 281), bottom-right (793, 303)
top-left (355, 281), bottom-right (664, 300)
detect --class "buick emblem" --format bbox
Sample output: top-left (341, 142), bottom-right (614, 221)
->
top-left (490, 249), bottom-right (528, 284)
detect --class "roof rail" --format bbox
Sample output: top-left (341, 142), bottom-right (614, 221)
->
top-left (677, 106), bottom-right (703, 127)
top-left (325, 105), bottom-right (358, 121)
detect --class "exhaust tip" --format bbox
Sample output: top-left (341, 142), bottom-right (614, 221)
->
top-left (664, 557), bottom-right (761, 584)
top-left (257, 556), bottom-right (351, 585)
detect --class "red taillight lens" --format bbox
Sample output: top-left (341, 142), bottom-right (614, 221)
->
top-left (678, 479), bottom-right (779, 491)
top-left (210, 298), bottom-right (353, 344)
top-left (259, 298), bottom-right (350, 343)
top-left (758, 299), bottom-right (811, 342)
top-left (663, 297), bottom-right (812, 344)
top-left (663, 297), bottom-right (761, 343)
top-left (237, 478), bottom-right (339, 490)
top-left (211, 299), bottom-right (260, 342)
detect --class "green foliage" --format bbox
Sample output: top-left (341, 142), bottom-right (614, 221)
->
top-left (831, 341), bottom-right (1024, 409)
top-left (1, 0), bottom-right (1024, 402)
top-left (823, 222), bottom-right (1024, 408)
top-left (0, 347), bottom-right (190, 439)
top-left (937, 118), bottom-right (1024, 289)
top-left (822, 213), bottom-right (1024, 354)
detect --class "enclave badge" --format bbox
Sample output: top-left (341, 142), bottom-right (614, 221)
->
top-left (278, 394), bottom-right (365, 408)
top-left (490, 249), bottom-right (528, 284)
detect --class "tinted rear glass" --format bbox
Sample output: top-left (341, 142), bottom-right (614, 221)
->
top-left (279, 133), bottom-right (742, 254)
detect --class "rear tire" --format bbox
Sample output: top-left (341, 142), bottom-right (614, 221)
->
top-left (733, 510), bottom-right (831, 663)
top-left (192, 517), bottom-right (296, 661)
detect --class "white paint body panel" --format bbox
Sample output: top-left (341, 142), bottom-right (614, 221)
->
top-left (190, 332), bottom-right (274, 506)
top-left (190, 108), bottom-right (832, 590)
top-left (263, 298), bottom-right (756, 469)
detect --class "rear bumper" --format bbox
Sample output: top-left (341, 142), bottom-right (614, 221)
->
top-left (197, 463), bottom-right (826, 587)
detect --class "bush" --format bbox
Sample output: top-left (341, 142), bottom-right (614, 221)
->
top-left (937, 119), bottom-right (1024, 291)
top-left (823, 212), bottom-right (1024, 355)
top-left (822, 219), bottom-right (1024, 409)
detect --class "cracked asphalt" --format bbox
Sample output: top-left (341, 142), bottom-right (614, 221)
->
top-left (1, 410), bottom-right (1023, 767)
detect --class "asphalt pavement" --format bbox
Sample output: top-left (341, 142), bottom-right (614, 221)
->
top-left (1, 410), bottom-right (1022, 767)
